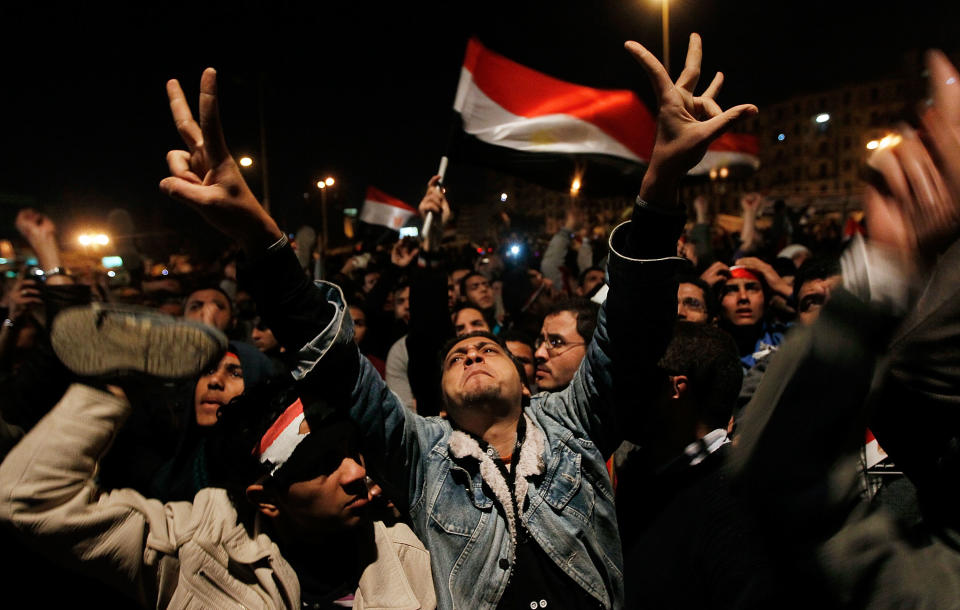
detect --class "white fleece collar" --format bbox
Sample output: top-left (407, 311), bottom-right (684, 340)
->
top-left (447, 413), bottom-right (546, 559)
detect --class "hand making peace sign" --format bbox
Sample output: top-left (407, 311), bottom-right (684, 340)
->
top-left (160, 68), bottom-right (283, 250)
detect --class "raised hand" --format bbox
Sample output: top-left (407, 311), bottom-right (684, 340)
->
top-left (700, 260), bottom-right (731, 288)
top-left (418, 175), bottom-right (453, 226)
top-left (733, 256), bottom-right (792, 299)
top-left (626, 34), bottom-right (757, 204)
top-left (5, 277), bottom-right (42, 322)
top-left (740, 193), bottom-right (764, 215)
top-left (864, 126), bottom-right (954, 262)
top-left (693, 195), bottom-right (710, 224)
top-left (390, 240), bottom-right (420, 268)
top-left (15, 209), bottom-right (57, 248)
top-left (160, 68), bottom-right (283, 250)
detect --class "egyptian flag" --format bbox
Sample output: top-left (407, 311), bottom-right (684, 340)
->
top-left (452, 37), bottom-right (759, 194)
top-left (688, 132), bottom-right (761, 176)
top-left (452, 37), bottom-right (653, 194)
top-left (360, 186), bottom-right (417, 231)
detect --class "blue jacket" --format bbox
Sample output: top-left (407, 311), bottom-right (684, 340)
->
top-left (243, 221), bottom-right (684, 610)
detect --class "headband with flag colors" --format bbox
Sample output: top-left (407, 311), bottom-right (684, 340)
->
top-left (255, 398), bottom-right (308, 477)
top-left (360, 186), bottom-right (417, 230)
top-left (729, 266), bottom-right (760, 282)
top-left (452, 37), bottom-right (760, 175)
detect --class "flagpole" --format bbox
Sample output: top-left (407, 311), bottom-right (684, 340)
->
top-left (662, 0), bottom-right (670, 75)
top-left (422, 155), bottom-right (448, 239)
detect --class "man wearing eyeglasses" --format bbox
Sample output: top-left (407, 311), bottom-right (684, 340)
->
top-left (676, 275), bottom-right (715, 324)
top-left (533, 298), bottom-right (599, 391)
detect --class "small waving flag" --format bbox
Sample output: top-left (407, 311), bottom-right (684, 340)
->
top-left (360, 186), bottom-right (417, 230)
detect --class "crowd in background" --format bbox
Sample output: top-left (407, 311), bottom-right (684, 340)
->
top-left (0, 33), bottom-right (959, 610)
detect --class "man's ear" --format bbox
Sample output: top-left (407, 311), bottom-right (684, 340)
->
top-left (246, 483), bottom-right (280, 518)
top-left (521, 384), bottom-right (531, 399)
top-left (670, 374), bottom-right (688, 400)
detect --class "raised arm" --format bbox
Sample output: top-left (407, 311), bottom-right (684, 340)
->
top-left (158, 69), bottom-right (431, 511)
top-left (545, 34), bottom-right (757, 456)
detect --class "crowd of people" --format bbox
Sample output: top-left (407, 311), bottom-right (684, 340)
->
top-left (1, 33), bottom-right (959, 609)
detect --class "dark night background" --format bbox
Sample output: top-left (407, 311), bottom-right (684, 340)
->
top-left (2, 1), bottom-right (958, 257)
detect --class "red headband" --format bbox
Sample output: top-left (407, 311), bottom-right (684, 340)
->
top-left (728, 266), bottom-right (760, 282)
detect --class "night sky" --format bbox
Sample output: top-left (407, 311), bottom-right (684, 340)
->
top-left (2, 1), bottom-right (958, 255)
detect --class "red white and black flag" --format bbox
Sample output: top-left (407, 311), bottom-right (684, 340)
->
top-left (453, 37), bottom-right (656, 164)
top-left (360, 186), bottom-right (417, 230)
top-left (450, 37), bottom-right (759, 194)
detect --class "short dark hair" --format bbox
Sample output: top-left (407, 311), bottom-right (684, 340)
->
top-left (450, 303), bottom-right (494, 332)
top-left (792, 256), bottom-right (841, 303)
top-left (543, 297), bottom-right (599, 343)
top-left (577, 266), bottom-right (605, 287)
top-left (500, 329), bottom-right (535, 353)
top-left (459, 271), bottom-right (489, 300)
top-left (184, 285), bottom-right (234, 315)
top-left (676, 273), bottom-right (717, 320)
top-left (658, 322), bottom-right (743, 430)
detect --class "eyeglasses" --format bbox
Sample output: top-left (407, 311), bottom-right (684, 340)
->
top-left (678, 297), bottom-right (706, 312)
top-left (534, 334), bottom-right (586, 356)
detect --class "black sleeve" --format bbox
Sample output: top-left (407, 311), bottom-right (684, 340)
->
top-left (406, 263), bottom-right (454, 417)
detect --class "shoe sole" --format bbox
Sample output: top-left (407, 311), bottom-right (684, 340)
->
top-left (52, 304), bottom-right (227, 379)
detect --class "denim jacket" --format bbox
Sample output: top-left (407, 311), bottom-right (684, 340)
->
top-left (243, 220), bottom-right (684, 610)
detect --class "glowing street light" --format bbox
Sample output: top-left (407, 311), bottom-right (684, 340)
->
top-left (570, 177), bottom-right (581, 196)
top-left (316, 180), bottom-right (326, 189)
top-left (324, 177), bottom-right (335, 187)
top-left (815, 113), bottom-right (831, 124)
top-left (239, 156), bottom-right (253, 167)
top-left (78, 233), bottom-right (110, 247)
top-left (866, 140), bottom-right (880, 150)
top-left (877, 134), bottom-right (902, 150)
top-left (500, 193), bottom-right (508, 202)
top-left (719, 167), bottom-right (729, 179)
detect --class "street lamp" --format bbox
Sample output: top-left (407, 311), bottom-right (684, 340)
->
top-left (815, 113), bottom-right (831, 124)
top-left (239, 156), bottom-right (253, 168)
top-left (652, 0), bottom-right (671, 75)
top-left (317, 176), bottom-right (337, 258)
top-left (78, 232), bottom-right (110, 248)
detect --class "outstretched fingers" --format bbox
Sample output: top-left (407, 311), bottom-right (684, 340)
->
top-left (675, 34), bottom-right (702, 92)
top-left (167, 79), bottom-right (204, 152)
top-left (198, 68), bottom-right (232, 166)
top-left (625, 40), bottom-right (672, 100)
top-left (927, 50), bottom-right (960, 126)
top-left (701, 103), bottom-right (758, 141)
top-left (702, 72), bottom-right (723, 100)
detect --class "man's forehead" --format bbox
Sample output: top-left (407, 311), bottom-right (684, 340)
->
top-left (678, 282), bottom-right (704, 298)
top-left (219, 353), bottom-right (241, 367)
top-left (541, 310), bottom-right (579, 337)
top-left (725, 278), bottom-right (759, 288)
top-left (455, 307), bottom-right (483, 321)
top-left (188, 289), bottom-right (228, 304)
top-left (447, 337), bottom-right (498, 356)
